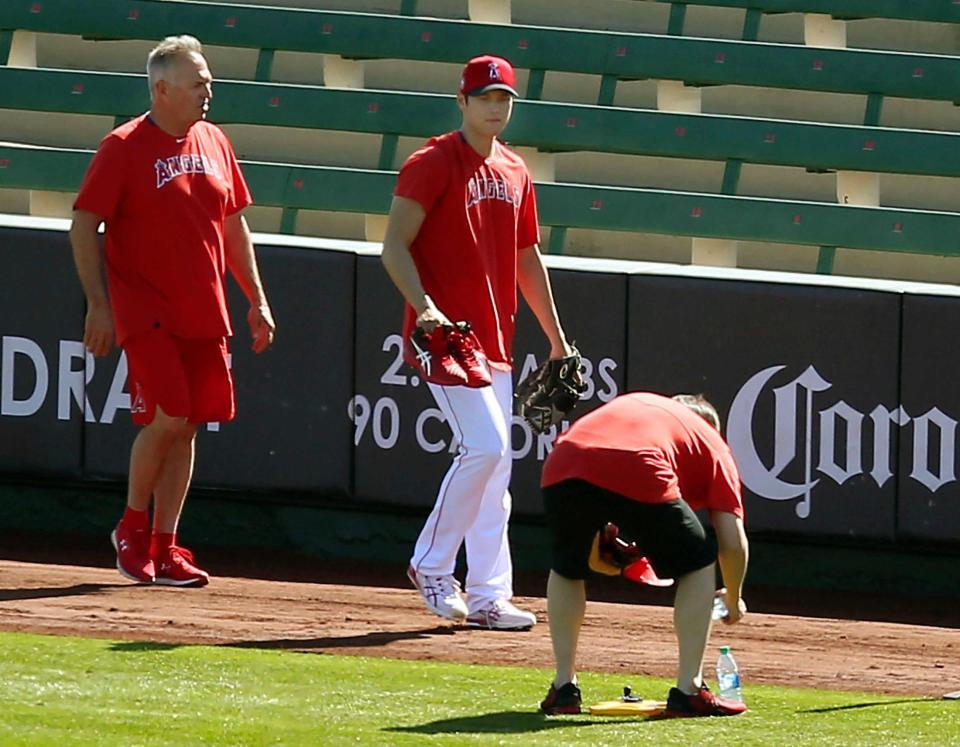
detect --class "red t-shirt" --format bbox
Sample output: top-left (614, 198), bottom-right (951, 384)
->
top-left (395, 131), bottom-right (541, 370)
top-left (74, 114), bottom-right (252, 345)
top-left (542, 392), bottom-right (744, 517)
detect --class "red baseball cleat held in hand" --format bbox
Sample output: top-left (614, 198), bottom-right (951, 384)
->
top-left (408, 326), bottom-right (470, 386)
top-left (446, 321), bottom-right (492, 388)
top-left (407, 321), bottom-right (492, 388)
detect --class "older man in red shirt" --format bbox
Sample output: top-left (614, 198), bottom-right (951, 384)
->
top-left (70, 35), bottom-right (275, 587)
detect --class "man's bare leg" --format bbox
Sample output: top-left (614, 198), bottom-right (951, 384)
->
top-left (141, 415), bottom-right (208, 585)
top-left (673, 562), bottom-right (716, 693)
top-left (547, 570), bottom-right (586, 687)
top-left (127, 406), bottom-right (194, 513)
top-left (152, 427), bottom-right (197, 535)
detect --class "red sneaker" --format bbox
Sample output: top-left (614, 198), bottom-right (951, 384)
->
top-left (154, 545), bottom-right (210, 587)
top-left (111, 523), bottom-right (154, 583)
top-left (447, 321), bottom-right (492, 388)
top-left (539, 681), bottom-right (582, 715)
top-left (408, 326), bottom-right (469, 386)
top-left (623, 556), bottom-right (675, 587)
top-left (664, 684), bottom-right (747, 717)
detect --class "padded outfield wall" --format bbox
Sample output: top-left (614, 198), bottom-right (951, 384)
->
top-left (1, 215), bottom-right (959, 545)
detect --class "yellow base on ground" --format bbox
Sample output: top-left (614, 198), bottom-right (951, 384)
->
top-left (588, 699), bottom-right (667, 716)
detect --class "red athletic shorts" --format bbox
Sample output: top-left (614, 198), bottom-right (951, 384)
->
top-left (123, 328), bottom-right (235, 426)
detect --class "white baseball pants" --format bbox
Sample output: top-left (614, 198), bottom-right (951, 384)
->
top-left (410, 368), bottom-right (514, 612)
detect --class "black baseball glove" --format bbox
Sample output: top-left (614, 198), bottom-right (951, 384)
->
top-left (514, 346), bottom-right (586, 433)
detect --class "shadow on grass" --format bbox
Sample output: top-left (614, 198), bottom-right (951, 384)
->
top-left (0, 582), bottom-right (131, 601)
top-left (109, 641), bottom-right (182, 652)
top-left (801, 698), bottom-right (933, 713)
top-left (225, 625), bottom-right (458, 651)
top-left (385, 711), bottom-right (618, 735)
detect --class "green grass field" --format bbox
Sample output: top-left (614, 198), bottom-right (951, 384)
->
top-left (0, 632), bottom-right (956, 746)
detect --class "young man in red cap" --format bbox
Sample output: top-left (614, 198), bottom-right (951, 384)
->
top-left (538, 393), bottom-right (750, 717)
top-left (381, 54), bottom-right (575, 630)
top-left (70, 35), bottom-right (275, 587)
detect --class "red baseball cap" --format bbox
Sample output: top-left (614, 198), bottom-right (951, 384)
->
top-left (459, 54), bottom-right (519, 97)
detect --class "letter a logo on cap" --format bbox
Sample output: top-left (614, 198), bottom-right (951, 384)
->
top-left (460, 54), bottom-right (519, 96)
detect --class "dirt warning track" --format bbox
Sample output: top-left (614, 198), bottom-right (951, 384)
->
top-left (1, 559), bottom-right (957, 697)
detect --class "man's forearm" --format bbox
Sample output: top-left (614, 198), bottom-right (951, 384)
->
top-left (380, 195), bottom-right (433, 315)
top-left (712, 512), bottom-right (749, 599)
top-left (225, 218), bottom-right (268, 307)
top-left (69, 224), bottom-right (109, 307)
top-left (517, 246), bottom-right (569, 354)
top-left (717, 543), bottom-right (748, 600)
top-left (381, 239), bottom-right (431, 314)
top-left (227, 244), bottom-right (268, 307)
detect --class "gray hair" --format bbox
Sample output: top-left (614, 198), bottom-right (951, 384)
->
top-left (146, 35), bottom-right (204, 97)
top-left (672, 393), bottom-right (721, 431)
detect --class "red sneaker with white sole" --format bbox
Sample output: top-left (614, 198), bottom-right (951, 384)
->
top-left (111, 523), bottom-right (154, 583)
top-left (664, 684), bottom-right (747, 718)
top-left (153, 545), bottom-right (210, 587)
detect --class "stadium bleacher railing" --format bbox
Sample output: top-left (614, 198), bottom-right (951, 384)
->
top-left (645, 0), bottom-right (960, 29)
top-left (2, 142), bottom-right (958, 264)
top-left (2, 66), bottom-right (958, 183)
top-left (2, 0), bottom-right (959, 123)
top-left (2, 0), bottom-right (960, 272)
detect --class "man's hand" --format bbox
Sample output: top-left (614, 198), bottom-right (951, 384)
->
top-left (548, 339), bottom-right (576, 360)
top-left (717, 587), bottom-right (747, 625)
top-left (83, 302), bottom-right (115, 357)
top-left (415, 297), bottom-right (451, 333)
top-left (248, 303), bottom-right (276, 353)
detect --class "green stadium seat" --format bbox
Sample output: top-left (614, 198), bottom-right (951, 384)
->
top-left (2, 142), bottom-right (957, 258)
top-left (2, 0), bottom-right (958, 276)
top-left (2, 0), bottom-right (959, 114)
top-left (643, 0), bottom-right (960, 42)
top-left (2, 67), bottom-right (958, 181)
top-left (646, 0), bottom-right (960, 25)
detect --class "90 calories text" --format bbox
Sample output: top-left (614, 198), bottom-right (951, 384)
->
top-left (348, 334), bottom-right (619, 461)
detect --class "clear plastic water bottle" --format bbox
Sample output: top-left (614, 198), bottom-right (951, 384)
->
top-left (712, 596), bottom-right (728, 621)
top-left (716, 646), bottom-right (743, 702)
